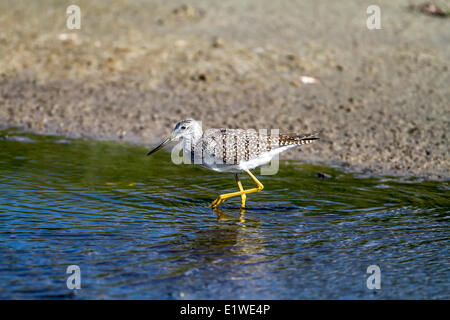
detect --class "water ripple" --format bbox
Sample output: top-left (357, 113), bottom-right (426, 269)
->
top-left (0, 130), bottom-right (448, 299)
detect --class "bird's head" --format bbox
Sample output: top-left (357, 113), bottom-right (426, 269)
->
top-left (147, 119), bottom-right (201, 156)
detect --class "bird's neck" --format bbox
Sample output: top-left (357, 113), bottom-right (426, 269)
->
top-left (182, 128), bottom-right (203, 152)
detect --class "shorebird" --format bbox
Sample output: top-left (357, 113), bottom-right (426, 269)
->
top-left (147, 119), bottom-right (319, 209)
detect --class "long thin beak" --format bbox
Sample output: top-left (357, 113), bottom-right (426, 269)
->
top-left (147, 136), bottom-right (173, 156)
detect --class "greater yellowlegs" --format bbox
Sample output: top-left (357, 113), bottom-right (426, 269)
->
top-left (147, 119), bottom-right (319, 209)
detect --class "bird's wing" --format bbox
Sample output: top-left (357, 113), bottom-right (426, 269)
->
top-left (198, 129), bottom-right (319, 165)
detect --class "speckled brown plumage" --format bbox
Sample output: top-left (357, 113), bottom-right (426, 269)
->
top-left (193, 129), bottom-right (319, 166)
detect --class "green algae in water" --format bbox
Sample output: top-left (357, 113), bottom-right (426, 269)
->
top-left (0, 128), bottom-right (448, 299)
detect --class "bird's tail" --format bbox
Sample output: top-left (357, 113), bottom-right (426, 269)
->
top-left (279, 132), bottom-right (320, 146)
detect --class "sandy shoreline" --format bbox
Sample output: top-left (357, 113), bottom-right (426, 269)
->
top-left (0, 0), bottom-right (449, 179)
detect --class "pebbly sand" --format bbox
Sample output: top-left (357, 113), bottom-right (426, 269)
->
top-left (0, 0), bottom-right (449, 179)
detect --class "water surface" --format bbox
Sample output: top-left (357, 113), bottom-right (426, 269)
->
top-left (0, 128), bottom-right (448, 299)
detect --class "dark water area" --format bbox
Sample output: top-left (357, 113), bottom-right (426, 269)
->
top-left (0, 128), bottom-right (448, 299)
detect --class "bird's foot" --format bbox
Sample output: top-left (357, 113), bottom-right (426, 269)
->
top-left (210, 197), bottom-right (224, 209)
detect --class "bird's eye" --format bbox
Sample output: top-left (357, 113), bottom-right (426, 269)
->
top-left (181, 126), bottom-right (186, 130)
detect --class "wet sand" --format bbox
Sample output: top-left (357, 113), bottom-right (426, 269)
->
top-left (0, 0), bottom-right (449, 179)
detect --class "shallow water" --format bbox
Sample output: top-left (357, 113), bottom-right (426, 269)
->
top-left (0, 128), bottom-right (448, 299)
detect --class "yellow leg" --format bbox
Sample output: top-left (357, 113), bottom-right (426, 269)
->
top-left (210, 169), bottom-right (264, 209)
top-left (235, 174), bottom-right (246, 208)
